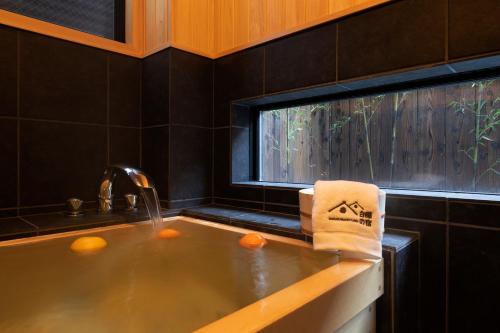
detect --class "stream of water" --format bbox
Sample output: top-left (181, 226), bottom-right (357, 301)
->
top-left (140, 187), bottom-right (162, 228)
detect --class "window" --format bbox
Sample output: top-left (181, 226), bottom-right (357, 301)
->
top-left (259, 78), bottom-right (500, 194)
top-left (1, 0), bottom-right (126, 41)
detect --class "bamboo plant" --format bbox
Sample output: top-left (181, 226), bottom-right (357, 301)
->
top-left (389, 91), bottom-right (409, 185)
top-left (449, 80), bottom-right (500, 189)
top-left (352, 95), bottom-right (385, 183)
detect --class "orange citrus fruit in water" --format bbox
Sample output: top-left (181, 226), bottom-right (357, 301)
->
top-left (70, 236), bottom-right (107, 254)
top-left (239, 233), bottom-right (267, 249)
top-left (158, 228), bottom-right (181, 239)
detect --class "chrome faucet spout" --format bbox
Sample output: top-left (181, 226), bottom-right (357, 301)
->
top-left (98, 165), bottom-right (155, 213)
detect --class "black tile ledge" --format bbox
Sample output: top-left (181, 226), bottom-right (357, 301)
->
top-left (0, 218), bottom-right (38, 241)
top-left (181, 205), bottom-right (255, 221)
top-left (181, 205), bottom-right (419, 248)
top-left (0, 209), bottom-right (180, 242)
top-left (231, 211), bottom-right (302, 232)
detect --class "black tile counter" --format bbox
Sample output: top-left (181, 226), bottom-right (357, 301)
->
top-left (0, 208), bottom-right (180, 241)
top-left (0, 218), bottom-right (37, 241)
top-left (181, 205), bottom-right (303, 239)
top-left (182, 205), bottom-right (418, 248)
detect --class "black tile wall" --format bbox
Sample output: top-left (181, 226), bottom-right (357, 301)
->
top-left (213, 128), bottom-right (231, 193)
top-left (385, 196), bottom-right (447, 221)
top-left (338, 0), bottom-right (446, 80)
top-left (20, 120), bottom-right (107, 205)
top-left (231, 104), bottom-right (252, 128)
top-left (142, 48), bottom-right (170, 126)
top-left (142, 126), bottom-right (169, 200)
top-left (265, 23), bottom-right (337, 93)
top-left (449, 226), bottom-right (500, 332)
top-left (167, 197), bottom-right (211, 210)
top-left (0, 26), bottom-right (17, 117)
top-left (264, 188), bottom-right (299, 206)
top-left (169, 126), bottom-right (211, 200)
top-left (213, 128), bottom-right (263, 202)
top-left (109, 54), bottom-right (141, 127)
top-left (141, 49), bottom-right (213, 205)
top-left (0, 119), bottom-right (17, 208)
top-left (19, 32), bottom-right (107, 123)
top-left (214, 47), bottom-right (264, 127)
top-left (377, 231), bottom-right (420, 333)
top-left (0, 26), bottom-right (142, 214)
top-left (109, 127), bottom-right (140, 167)
top-left (449, 200), bottom-right (500, 228)
top-left (231, 127), bottom-right (251, 182)
top-left (449, 0), bottom-right (500, 59)
top-left (170, 49), bottom-right (212, 127)
top-left (385, 218), bottom-right (447, 333)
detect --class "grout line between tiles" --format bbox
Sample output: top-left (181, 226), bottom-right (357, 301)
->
top-left (448, 222), bottom-right (500, 232)
top-left (169, 123), bottom-right (212, 129)
top-left (106, 54), bottom-right (110, 165)
top-left (445, 221), bottom-right (450, 333)
top-left (167, 50), bottom-right (172, 203)
top-left (211, 60), bottom-right (215, 204)
top-left (0, 116), bottom-right (141, 128)
top-left (18, 216), bottom-right (39, 230)
top-left (385, 215), bottom-right (448, 225)
top-left (141, 123), bottom-right (169, 129)
top-left (16, 30), bottom-right (21, 216)
top-left (139, 58), bottom-right (143, 168)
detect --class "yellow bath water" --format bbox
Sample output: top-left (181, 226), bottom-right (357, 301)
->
top-left (0, 219), bottom-right (338, 333)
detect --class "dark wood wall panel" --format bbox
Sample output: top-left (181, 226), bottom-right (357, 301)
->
top-left (445, 83), bottom-right (476, 192)
top-left (416, 88), bottom-right (446, 190)
top-left (309, 104), bottom-right (331, 182)
top-left (476, 80), bottom-right (500, 193)
top-left (259, 81), bottom-right (499, 194)
top-left (349, 97), bottom-right (373, 183)
top-left (391, 91), bottom-right (419, 187)
top-left (329, 100), bottom-right (350, 180)
top-left (369, 95), bottom-right (393, 187)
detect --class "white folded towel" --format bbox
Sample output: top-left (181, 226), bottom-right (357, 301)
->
top-left (312, 180), bottom-right (385, 259)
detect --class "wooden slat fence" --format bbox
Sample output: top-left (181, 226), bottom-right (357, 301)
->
top-left (260, 79), bottom-right (500, 194)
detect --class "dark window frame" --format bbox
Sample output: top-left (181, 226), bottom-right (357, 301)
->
top-left (250, 68), bottom-right (500, 194)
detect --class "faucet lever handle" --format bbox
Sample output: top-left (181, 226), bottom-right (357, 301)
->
top-left (66, 198), bottom-right (83, 217)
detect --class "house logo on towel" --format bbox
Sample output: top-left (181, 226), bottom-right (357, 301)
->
top-left (328, 201), bottom-right (373, 227)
